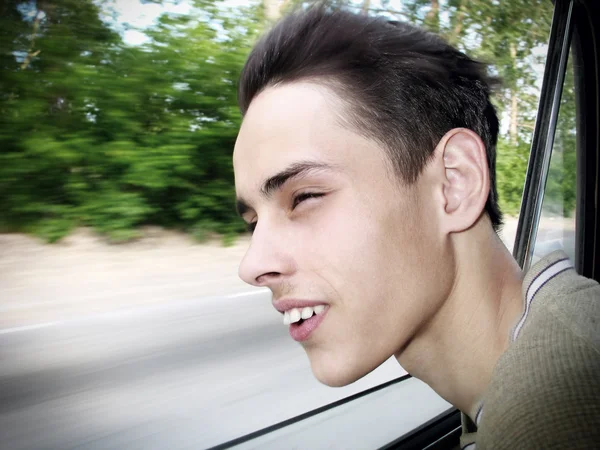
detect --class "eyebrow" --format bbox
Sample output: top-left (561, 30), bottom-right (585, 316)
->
top-left (236, 161), bottom-right (337, 216)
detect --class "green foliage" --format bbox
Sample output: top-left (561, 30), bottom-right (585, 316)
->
top-left (495, 138), bottom-right (530, 216)
top-left (541, 53), bottom-right (577, 218)
top-left (0, 0), bottom-right (259, 242)
top-left (496, 51), bottom-right (577, 218)
top-left (0, 0), bottom-right (575, 242)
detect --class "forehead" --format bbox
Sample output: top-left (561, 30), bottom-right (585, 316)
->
top-left (233, 82), bottom-right (390, 192)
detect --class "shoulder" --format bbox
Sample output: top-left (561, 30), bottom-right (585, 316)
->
top-left (539, 267), bottom-right (600, 351)
top-left (476, 289), bottom-right (600, 450)
top-left (520, 251), bottom-right (600, 351)
top-left (478, 374), bottom-right (600, 450)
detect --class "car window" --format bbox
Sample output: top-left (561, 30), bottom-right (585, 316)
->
top-left (532, 49), bottom-right (577, 264)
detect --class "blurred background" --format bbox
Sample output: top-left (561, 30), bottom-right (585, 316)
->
top-left (0, 0), bottom-right (574, 449)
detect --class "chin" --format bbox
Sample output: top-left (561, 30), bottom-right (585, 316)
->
top-left (307, 349), bottom-right (377, 387)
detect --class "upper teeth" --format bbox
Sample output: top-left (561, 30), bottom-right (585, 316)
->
top-left (283, 305), bottom-right (326, 325)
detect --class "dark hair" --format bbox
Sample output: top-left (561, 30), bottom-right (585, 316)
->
top-left (238, 5), bottom-right (503, 230)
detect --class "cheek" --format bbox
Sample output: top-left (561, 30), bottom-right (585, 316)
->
top-left (298, 201), bottom-right (378, 281)
top-left (294, 195), bottom-right (412, 328)
top-left (297, 196), bottom-right (451, 386)
top-left (305, 192), bottom-right (447, 329)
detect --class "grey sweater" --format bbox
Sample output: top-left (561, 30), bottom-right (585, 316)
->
top-left (460, 251), bottom-right (600, 450)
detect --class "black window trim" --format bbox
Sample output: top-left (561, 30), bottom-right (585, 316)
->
top-left (514, 0), bottom-right (600, 282)
top-left (377, 408), bottom-right (461, 450)
top-left (513, 0), bottom-right (575, 272)
top-left (573, 0), bottom-right (600, 282)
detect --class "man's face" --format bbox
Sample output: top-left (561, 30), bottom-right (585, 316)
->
top-left (233, 82), bottom-right (453, 387)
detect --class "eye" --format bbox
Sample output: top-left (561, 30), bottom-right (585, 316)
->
top-left (247, 221), bottom-right (257, 233)
top-left (292, 192), bottom-right (324, 210)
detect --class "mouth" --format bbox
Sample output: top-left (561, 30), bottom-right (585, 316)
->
top-left (283, 305), bottom-right (328, 342)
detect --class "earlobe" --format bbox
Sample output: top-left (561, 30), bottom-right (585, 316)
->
top-left (439, 129), bottom-right (489, 233)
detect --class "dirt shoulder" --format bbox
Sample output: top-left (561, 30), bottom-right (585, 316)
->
top-left (0, 216), bottom-right (573, 328)
top-left (0, 227), bottom-right (252, 328)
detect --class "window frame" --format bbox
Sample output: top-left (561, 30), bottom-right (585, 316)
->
top-left (514, 0), bottom-right (600, 281)
top-left (513, 0), bottom-right (575, 273)
top-left (572, 0), bottom-right (600, 282)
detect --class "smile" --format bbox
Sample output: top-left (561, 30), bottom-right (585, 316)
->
top-left (283, 305), bottom-right (328, 342)
top-left (273, 300), bottom-right (330, 342)
top-left (283, 305), bottom-right (326, 325)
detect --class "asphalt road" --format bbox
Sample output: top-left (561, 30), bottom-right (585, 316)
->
top-left (0, 291), bottom-right (405, 450)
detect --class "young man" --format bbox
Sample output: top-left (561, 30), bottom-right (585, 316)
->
top-left (233, 6), bottom-right (599, 449)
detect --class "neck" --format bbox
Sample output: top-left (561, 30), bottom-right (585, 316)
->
top-left (395, 218), bottom-right (524, 421)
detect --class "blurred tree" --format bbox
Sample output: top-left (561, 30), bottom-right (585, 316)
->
top-left (0, 0), bottom-right (123, 241)
top-left (0, 0), bottom-right (573, 242)
top-left (0, 0), bottom-right (261, 242)
top-left (85, 0), bottom-right (262, 242)
top-left (543, 52), bottom-right (576, 218)
top-left (471, 0), bottom-right (553, 146)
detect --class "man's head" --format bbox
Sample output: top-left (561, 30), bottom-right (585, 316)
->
top-left (233, 6), bottom-right (502, 387)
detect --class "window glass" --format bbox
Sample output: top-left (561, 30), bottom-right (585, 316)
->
top-left (533, 50), bottom-right (577, 264)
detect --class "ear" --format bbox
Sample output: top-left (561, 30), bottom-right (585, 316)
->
top-left (435, 128), bottom-right (490, 234)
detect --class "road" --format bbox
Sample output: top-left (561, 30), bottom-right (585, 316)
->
top-left (0, 291), bottom-right (405, 450)
top-left (0, 220), bottom-right (575, 450)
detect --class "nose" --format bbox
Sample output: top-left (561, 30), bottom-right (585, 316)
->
top-left (238, 221), bottom-right (294, 288)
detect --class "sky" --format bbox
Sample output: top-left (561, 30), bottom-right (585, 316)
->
top-left (104, 0), bottom-right (268, 45)
top-left (105, 0), bottom-right (404, 45)
top-left (103, 0), bottom-right (195, 45)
